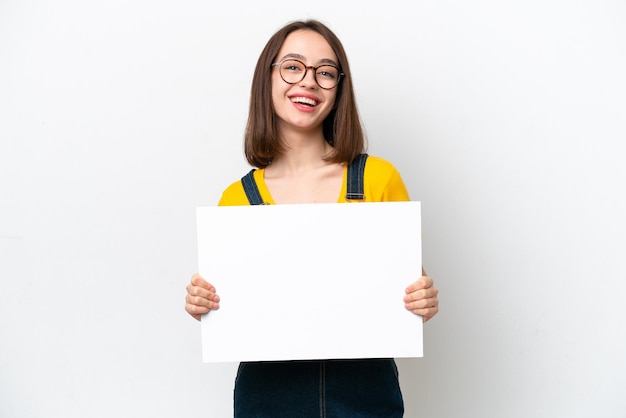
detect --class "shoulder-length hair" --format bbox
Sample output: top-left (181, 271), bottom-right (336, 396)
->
top-left (244, 19), bottom-right (366, 168)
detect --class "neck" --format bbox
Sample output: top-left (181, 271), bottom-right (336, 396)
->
top-left (269, 132), bottom-right (334, 175)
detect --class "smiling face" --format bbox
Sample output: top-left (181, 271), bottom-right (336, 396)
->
top-left (271, 29), bottom-right (339, 139)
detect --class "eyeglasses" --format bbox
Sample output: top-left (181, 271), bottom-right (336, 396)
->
top-left (272, 59), bottom-right (343, 90)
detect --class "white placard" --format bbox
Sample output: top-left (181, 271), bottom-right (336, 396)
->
top-left (197, 201), bottom-right (422, 363)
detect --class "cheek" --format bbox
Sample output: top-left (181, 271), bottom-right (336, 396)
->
top-left (271, 76), bottom-right (287, 102)
top-left (271, 83), bottom-right (291, 120)
top-left (271, 87), bottom-right (284, 112)
top-left (326, 87), bottom-right (338, 106)
top-left (325, 91), bottom-right (338, 112)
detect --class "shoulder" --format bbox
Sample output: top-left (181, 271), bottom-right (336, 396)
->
top-left (218, 177), bottom-right (251, 206)
top-left (363, 155), bottom-right (399, 174)
top-left (363, 155), bottom-right (404, 185)
top-left (363, 155), bottom-right (410, 202)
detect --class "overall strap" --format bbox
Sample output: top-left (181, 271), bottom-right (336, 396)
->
top-left (241, 169), bottom-right (266, 205)
top-left (346, 153), bottom-right (368, 201)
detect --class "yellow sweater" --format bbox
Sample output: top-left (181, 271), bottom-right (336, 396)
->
top-left (218, 155), bottom-right (410, 205)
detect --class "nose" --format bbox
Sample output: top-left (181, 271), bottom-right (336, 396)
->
top-left (299, 65), bottom-right (318, 88)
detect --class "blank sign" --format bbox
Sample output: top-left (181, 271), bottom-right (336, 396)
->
top-left (196, 201), bottom-right (422, 363)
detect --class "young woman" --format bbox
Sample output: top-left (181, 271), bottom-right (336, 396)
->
top-left (185, 19), bottom-right (439, 417)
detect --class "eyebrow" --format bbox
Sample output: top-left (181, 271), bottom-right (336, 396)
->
top-left (278, 53), bottom-right (339, 67)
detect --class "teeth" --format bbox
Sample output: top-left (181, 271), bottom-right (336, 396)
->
top-left (291, 96), bottom-right (317, 106)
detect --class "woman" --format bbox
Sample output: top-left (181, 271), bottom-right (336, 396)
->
top-left (185, 19), bottom-right (439, 417)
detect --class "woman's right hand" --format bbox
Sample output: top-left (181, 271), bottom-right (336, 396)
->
top-left (185, 273), bottom-right (220, 321)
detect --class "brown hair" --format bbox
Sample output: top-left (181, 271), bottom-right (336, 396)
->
top-left (244, 19), bottom-right (366, 168)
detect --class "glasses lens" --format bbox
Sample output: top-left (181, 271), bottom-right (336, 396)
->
top-left (315, 65), bottom-right (340, 89)
top-left (279, 60), bottom-right (306, 84)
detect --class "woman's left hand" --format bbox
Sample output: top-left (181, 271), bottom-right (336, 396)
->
top-left (404, 275), bottom-right (439, 322)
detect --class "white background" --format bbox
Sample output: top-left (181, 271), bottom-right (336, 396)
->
top-left (1, 1), bottom-right (625, 417)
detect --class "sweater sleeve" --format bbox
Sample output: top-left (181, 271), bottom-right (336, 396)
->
top-left (364, 156), bottom-right (411, 203)
top-left (381, 165), bottom-right (411, 202)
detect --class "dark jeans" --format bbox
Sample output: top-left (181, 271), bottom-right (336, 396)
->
top-left (234, 358), bottom-right (404, 418)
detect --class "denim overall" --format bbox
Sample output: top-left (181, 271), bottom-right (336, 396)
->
top-left (236, 154), bottom-right (405, 418)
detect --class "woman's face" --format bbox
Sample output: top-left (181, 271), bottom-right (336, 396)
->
top-left (271, 29), bottom-right (339, 136)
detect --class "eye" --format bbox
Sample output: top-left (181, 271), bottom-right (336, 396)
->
top-left (282, 60), bottom-right (305, 73)
top-left (317, 66), bottom-right (338, 80)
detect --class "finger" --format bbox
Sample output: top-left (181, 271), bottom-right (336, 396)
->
top-left (185, 276), bottom-right (221, 314)
top-left (191, 273), bottom-right (216, 291)
top-left (405, 276), bottom-right (433, 293)
top-left (413, 306), bottom-right (439, 322)
top-left (187, 274), bottom-right (220, 301)
top-left (186, 281), bottom-right (220, 301)
top-left (403, 287), bottom-right (438, 303)
top-left (185, 301), bottom-right (210, 321)
top-left (404, 296), bottom-right (438, 311)
top-left (185, 288), bottom-right (220, 308)
top-left (406, 299), bottom-right (439, 321)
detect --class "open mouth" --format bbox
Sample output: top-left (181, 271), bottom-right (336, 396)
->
top-left (290, 96), bottom-right (318, 107)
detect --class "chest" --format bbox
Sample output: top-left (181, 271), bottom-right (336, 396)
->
top-left (264, 166), bottom-right (344, 204)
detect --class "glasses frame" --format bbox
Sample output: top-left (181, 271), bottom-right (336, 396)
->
top-left (271, 59), bottom-right (344, 90)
